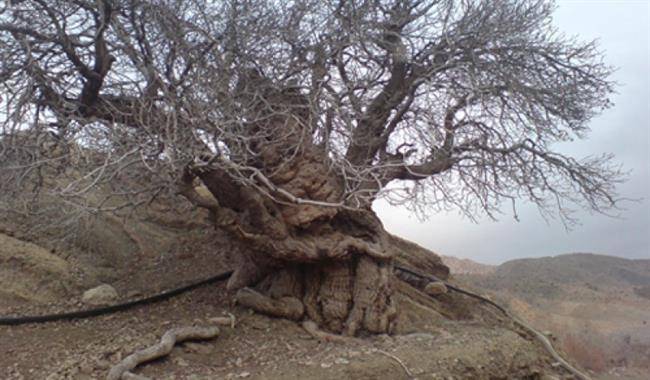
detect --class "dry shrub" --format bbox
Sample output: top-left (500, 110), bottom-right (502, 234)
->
top-left (561, 332), bottom-right (608, 372)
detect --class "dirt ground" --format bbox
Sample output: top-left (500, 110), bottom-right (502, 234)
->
top-left (0, 212), bottom-right (583, 380)
top-left (0, 283), bottom-right (564, 380)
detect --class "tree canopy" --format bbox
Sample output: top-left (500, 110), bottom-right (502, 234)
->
top-left (0, 0), bottom-right (626, 336)
top-left (0, 0), bottom-right (622, 221)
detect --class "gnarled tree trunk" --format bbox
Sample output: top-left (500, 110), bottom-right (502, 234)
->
top-left (184, 148), bottom-right (401, 335)
top-left (175, 75), bottom-right (449, 336)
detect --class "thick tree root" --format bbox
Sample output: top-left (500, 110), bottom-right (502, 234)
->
top-left (233, 257), bottom-right (396, 336)
top-left (235, 287), bottom-right (304, 320)
top-left (301, 320), bottom-right (358, 344)
top-left (106, 326), bottom-right (220, 380)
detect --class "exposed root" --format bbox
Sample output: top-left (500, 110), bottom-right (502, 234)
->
top-left (301, 320), bottom-right (358, 344)
top-left (395, 265), bottom-right (593, 380)
top-left (511, 316), bottom-right (592, 380)
top-left (235, 287), bottom-right (304, 320)
top-left (106, 326), bottom-right (220, 380)
top-left (377, 349), bottom-right (414, 379)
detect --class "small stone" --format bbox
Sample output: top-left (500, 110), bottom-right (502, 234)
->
top-left (94, 359), bottom-right (110, 370)
top-left (334, 358), bottom-right (350, 365)
top-left (424, 281), bottom-right (448, 296)
top-left (79, 363), bottom-right (93, 374)
top-left (239, 372), bottom-right (251, 378)
top-left (174, 357), bottom-right (189, 367)
top-left (320, 362), bottom-right (332, 368)
top-left (82, 284), bottom-right (118, 306)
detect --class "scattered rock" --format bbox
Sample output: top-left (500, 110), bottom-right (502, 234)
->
top-left (174, 357), bottom-right (189, 367)
top-left (78, 362), bottom-right (93, 374)
top-left (82, 284), bottom-right (118, 306)
top-left (94, 359), bottom-right (110, 370)
top-left (184, 342), bottom-right (213, 354)
top-left (335, 358), bottom-right (350, 365)
top-left (424, 281), bottom-right (448, 296)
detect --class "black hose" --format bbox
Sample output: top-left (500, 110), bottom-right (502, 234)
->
top-left (0, 266), bottom-right (500, 326)
top-left (0, 270), bottom-right (233, 326)
top-left (0, 264), bottom-right (591, 379)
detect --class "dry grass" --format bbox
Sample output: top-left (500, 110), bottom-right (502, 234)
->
top-left (561, 332), bottom-right (608, 373)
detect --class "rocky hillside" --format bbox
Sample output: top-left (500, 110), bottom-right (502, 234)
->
top-left (467, 253), bottom-right (650, 301)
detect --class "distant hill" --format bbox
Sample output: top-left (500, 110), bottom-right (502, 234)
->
top-left (440, 255), bottom-right (495, 275)
top-left (466, 253), bottom-right (650, 301)
top-left (459, 253), bottom-right (650, 378)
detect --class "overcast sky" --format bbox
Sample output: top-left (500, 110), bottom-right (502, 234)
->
top-left (374, 0), bottom-right (650, 265)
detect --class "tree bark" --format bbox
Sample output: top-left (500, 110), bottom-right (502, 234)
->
top-left (175, 134), bottom-right (387, 334)
top-left (176, 80), bottom-right (449, 336)
top-left (206, 180), bottom-right (399, 335)
top-left (178, 138), bottom-right (451, 335)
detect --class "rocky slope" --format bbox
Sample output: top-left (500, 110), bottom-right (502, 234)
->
top-left (455, 253), bottom-right (650, 380)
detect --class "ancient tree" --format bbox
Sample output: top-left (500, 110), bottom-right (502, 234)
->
top-left (0, 0), bottom-right (622, 335)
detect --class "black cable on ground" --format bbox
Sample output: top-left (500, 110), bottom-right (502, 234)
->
top-left (0, 264), bottom-right (592, 380)
top-left (0, 270), bottom-right (233, 326)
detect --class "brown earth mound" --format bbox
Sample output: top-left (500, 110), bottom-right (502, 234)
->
top-left (0, 207), bottom-right (580, 380)
top-left (0, 232), bottom-right (82, 305)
